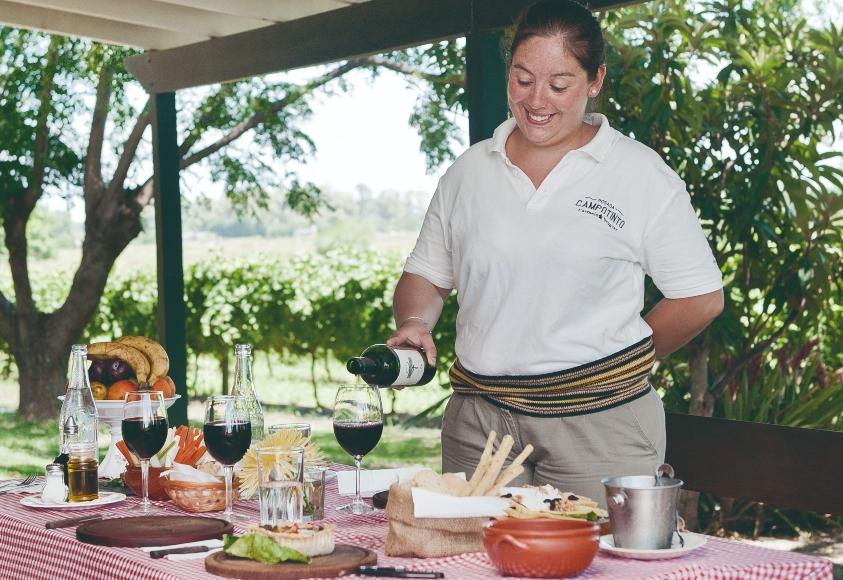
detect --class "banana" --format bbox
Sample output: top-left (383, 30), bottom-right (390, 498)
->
top-left (116, 336), bottom-right (170, 385)
top-left (87, 341), bottom-right (151, 384)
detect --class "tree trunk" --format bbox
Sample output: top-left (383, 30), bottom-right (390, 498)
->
top-left (310, 354), bottom-right (323, 410)
top-left (14, 323), bottom-right (69, 421)
top-left (220, 354), bottom-right (230, 395)
top-left (677, 338), bottom-right (714, 531)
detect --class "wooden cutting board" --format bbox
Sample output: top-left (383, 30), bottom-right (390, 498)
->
top-left (205, 544), bottom-right (377, 579)
top-left (77, 516), bottom-right (233, 547)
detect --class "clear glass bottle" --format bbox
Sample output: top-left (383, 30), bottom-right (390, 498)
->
top-left (231, 343), bottom-right (264, 445)
top-left (57, 345), bottom-right (99, 485)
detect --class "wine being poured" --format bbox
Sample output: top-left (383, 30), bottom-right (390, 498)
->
top-left (333, 384), bottom-right (383, 515)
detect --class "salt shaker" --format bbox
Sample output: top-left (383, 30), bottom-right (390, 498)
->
top-left (42, 463), bottom-right (68, 504)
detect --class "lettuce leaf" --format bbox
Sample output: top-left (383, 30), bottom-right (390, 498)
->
top-left (222, 533), bottom-right (311, 565)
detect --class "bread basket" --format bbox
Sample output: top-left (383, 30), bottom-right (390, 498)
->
top-left (160, 476), bottom-right (239, 513)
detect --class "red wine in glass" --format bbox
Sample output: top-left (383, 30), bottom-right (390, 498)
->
top-left (333, 384), bottom-right (383, 515)
top-left (203, 395), bottom-right (251, 522)
top-left (122, 391), bottom-right (168, 514)
top-left (122, 417), bottom-right (168, 459)
top-left (333, 421), bottom-right (383, 457)
top-left (203, 420), bottom-right (252, 465)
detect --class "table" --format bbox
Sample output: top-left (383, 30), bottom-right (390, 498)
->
top-left (0, 470), bottom-right (833, 580)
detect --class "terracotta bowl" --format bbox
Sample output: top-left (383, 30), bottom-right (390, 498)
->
top-left (483, 519), bottom-right (600, 578)
top-left (120, 466), bottom-right (170, 501)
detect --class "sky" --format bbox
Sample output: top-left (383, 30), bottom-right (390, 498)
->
top-left (288, 69), bottom-right (467, 195)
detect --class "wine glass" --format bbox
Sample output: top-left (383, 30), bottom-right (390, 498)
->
top-left (122, 391), bottom-right (168, 514)
top-left (333, 384), bottom-right (383, 514)
top-left (203, 395), bottom-right (251, 522)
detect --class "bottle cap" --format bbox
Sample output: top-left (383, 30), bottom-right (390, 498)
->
top-left (63, 416), bottom-right (79, 435)
top-left (45, 463), bottom-right (64, 474)
top-left (68, 442), bottom-right (98, 458)
top-left (235, 344), bottom-right (252, 356)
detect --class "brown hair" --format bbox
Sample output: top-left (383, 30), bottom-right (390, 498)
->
top-left (509, 0), bottom-right (606, 80)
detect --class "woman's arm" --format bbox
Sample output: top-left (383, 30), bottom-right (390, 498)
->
top-left (644, 288), bottom-right (724, 357)
top-left (386, 272), bottom-right (452, 364)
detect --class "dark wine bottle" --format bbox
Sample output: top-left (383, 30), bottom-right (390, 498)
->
top-left (346, 344), bottom-right (435, 387)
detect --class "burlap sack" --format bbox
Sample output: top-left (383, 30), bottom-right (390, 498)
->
top-left (384, 481), bottom-right (487, 558)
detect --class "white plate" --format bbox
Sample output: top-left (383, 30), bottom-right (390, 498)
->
top-left (600, 532), bottom-right (706, 560)
top-left (21, 491), bottom-right (126, 510)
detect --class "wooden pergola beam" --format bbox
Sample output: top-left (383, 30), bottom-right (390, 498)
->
top-left (125, 0), bottom-right (637, 93)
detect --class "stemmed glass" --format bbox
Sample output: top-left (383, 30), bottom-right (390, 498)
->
top-left (122, 391), bottom-right (168, 514)
top-left (333, 384), bottom-right (383, 514)
top-left (203, 395), bottom-right (251, 522)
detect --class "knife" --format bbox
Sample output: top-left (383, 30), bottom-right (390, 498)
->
top-left (45, 514), bottom-right (103, 529)
top-left (149, 545), bottom-right (212, 559)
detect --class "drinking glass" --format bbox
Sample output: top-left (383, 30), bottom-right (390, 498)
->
top-left (122, 391), bottom-right (168, 514)
top-left (267, 423), bottom-right (312, 441)
top-left (332, 384), bottom-right (383, 514)
top-left (203, 395), bottom-right (251, 522)
top-left (257, 447), bottom-right (305, 527)
top-left (303, 465), bottom-right (327, 521)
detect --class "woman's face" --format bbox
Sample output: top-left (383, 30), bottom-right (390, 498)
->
top-left (507, 35), bottom-right (604, 149)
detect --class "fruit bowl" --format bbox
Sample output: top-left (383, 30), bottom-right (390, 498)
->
top-left (58, 395), bottom-right (180, 478)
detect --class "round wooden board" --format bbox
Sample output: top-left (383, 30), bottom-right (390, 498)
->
top-left (205, 544), bottom-right (377, 579)
top-left (77, 516), bottom-right (233, 547)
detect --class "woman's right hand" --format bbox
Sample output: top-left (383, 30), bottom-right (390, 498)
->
top-left (387, 318), bottom-right (437, 366)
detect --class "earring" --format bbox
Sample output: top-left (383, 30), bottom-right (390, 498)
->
top-left (590, 90), bottom-right (598, 97)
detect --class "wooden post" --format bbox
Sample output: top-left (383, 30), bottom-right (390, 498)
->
top-left (466, 29), bottom-right (508, 144)
top-left (151, 91), bottom-right (188, 426)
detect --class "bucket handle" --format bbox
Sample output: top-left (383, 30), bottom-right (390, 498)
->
top-left (489, 534), bottom-right (529, 551)
top-left (608, 490), bottom-right (628, 509)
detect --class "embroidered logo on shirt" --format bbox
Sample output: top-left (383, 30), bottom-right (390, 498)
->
top-left (575, 196), bottom-right (626, 230)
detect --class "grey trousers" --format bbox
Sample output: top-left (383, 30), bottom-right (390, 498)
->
top-left (441, 387), bottom-right (666, 508)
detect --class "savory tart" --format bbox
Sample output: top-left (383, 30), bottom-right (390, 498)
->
top-left (252, 522), bottom-right (336, 557)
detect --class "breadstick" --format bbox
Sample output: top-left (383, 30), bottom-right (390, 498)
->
top-left (471, 434), bottom-right (514, 496)
top-left (464, 431), bottom-right (497, 496)
top-left (493, 444), bottom-right (534, 490)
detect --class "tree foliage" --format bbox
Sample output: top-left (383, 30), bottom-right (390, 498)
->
top-left (599, 0), bottom-right (842, 419)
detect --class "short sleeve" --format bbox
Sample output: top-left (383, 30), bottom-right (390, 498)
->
top-left (403, 180), bottom-right (455, 290)
top-left (641, 188), bottom-right (723, 299)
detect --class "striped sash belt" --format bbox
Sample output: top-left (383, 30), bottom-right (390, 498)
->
top-left (448, 336), bottom-right (656, 417)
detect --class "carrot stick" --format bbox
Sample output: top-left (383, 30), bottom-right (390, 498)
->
top-left (186, 445), bottom-right (206, 466)
top-left (116, 440), bottom-right (138, 466)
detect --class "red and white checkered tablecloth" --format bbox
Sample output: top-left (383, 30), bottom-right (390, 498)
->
top-left (0, 468), bottom-right (833, 580)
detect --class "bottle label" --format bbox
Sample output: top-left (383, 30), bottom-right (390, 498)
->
top-left (393, 348), bottom-right (426, 386)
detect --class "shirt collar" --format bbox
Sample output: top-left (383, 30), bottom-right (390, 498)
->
top-left (487, 113), bottom-right (615, 163)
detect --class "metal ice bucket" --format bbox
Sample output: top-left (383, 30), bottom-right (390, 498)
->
top-left (602, 474), bottom-right (683, 550)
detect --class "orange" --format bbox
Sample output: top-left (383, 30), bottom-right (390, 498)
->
top-left (152, 375), bottom-right (177, 399)
top-left (107, 379), bottom-right (139, 401)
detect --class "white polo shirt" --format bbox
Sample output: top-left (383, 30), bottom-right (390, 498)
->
top-left (404, 115), bottom-right (723, 375)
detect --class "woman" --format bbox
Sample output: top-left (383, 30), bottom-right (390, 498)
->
top-left (387, 0), bottom-right (723, 504)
